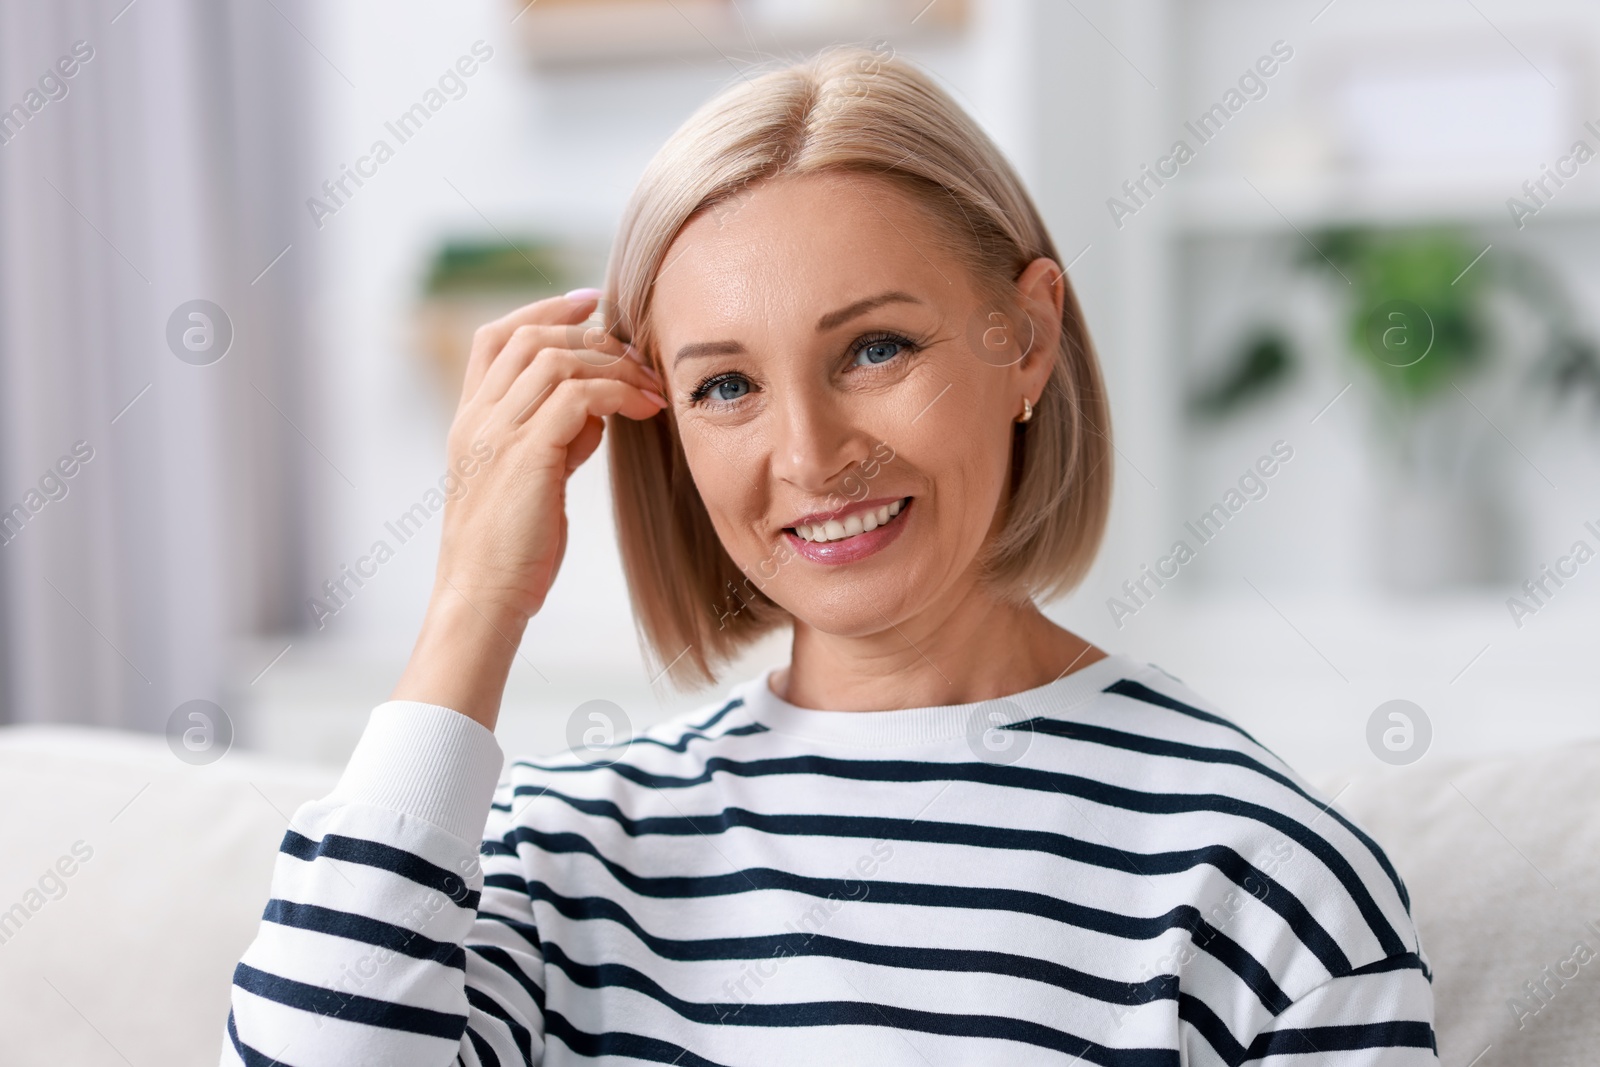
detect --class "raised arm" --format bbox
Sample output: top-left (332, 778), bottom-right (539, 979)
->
top-left (220, 291), bottom-right (667, 1065)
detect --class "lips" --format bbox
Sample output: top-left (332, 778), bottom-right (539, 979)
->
top-left (781, 496), bottom-right (913, 565)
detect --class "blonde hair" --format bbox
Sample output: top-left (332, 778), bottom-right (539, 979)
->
top-left (602, 45), bottom-right (1112, 690)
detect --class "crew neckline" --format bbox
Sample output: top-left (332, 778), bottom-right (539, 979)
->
top-left (738, 651), bottom-right (1149, 748)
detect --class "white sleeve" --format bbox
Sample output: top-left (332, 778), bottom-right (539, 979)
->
top-left (219, 701), bottom-right (547, 1066)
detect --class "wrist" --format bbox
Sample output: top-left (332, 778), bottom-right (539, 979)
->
top-left (390, 584), bottom-right (531, 731)
top-left (428, 575), bottom-right (533, 636)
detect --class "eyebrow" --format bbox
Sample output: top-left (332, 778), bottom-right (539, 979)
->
top-left (815, 290), bottom-right (922, 331)
top-left (671, 339), bottom-right (745, 368)
top-left (671, 290), bottom-right (924, 369)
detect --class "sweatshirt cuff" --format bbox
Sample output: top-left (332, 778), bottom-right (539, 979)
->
top-left (326, 700), bottom-right (506, 842)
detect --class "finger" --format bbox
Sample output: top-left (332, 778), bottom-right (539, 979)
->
top-left (480, 320), bottom-right (638, 404)
top-left (565, 414), bottom-right (605, 475)
top-left (461, 290), bottom-right (603, 404)
top-left (519, 378), bottom-right (668, 457)
top-left (499, 347), bottom-right (664, 424)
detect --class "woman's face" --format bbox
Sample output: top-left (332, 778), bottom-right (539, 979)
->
top-left (650, 171), bottom-right (1061, 637)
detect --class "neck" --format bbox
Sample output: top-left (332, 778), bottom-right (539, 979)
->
top-left (774, 580), bottom-right (1104, 712)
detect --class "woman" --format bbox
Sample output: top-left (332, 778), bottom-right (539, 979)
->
top-left (222, 47), bottom-right (1436, 1065)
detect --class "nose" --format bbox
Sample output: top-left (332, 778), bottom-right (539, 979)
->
top-left (769, 379), bottom-right (869, 496)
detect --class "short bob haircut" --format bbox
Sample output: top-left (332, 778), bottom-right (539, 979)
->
top-left (602, 45), bottom-right (1112, 690)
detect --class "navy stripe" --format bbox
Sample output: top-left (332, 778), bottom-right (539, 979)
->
top-left (1247, 1020), bottom-right (1437, 1059)
top-left (262, 899), bottom-right (464, 969)
top-left (1177, 991), bottom-right (1252, 1065)
top-left (522, 875), bottom-right (1178, 1006)
top-left (512, 753), bottom-right (1407, 959)
top-left (227, 1008), bottom-right (297, 1067)
top-left (462, 1024), bottom-right (501, 1067)
top-left (464, 985), bottom-right (535, 1064)
top-left (1103, 679), bottom-right (1266, 746)
top-left (1180, 993), bottom-right (1436, 1066)
top-left (491, 725), bottom-right (771, 806)
top-left (541, 939), bottom-right (1178, 1067)
top-left (545, 1008), bottom-right (729, 1067)
top-left (506, 723), bottom-right (770, 774)
top-left (483, 854), bottom-right (1289, 1012)
top-left (494, 786), bottom-right (1345, 982)
top-left (1349, 951), bottom-right (1430, 978)
top-left (627, 720), bottom-right (768, 752)
top-left (1098, 680), bottom-right (1414, 915)
top-left (280, 830), bottom-right (479, 910)
top-left (686, 696), bottom-right (746, 733)
top-left (477, 911), bottom-right (542, 954)
top-left (510, 697), bottom-right (753, 774)
top-left (232, 961), bottom-right (465, 1039)
top-left (467, 943), bottom-right (548, 1014)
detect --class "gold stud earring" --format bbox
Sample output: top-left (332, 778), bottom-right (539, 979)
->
top-left (1016, 396), bottom-right (1033, 424)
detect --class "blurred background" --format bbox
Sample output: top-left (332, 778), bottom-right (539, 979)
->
top-left (2, 0), bottom-right (1598, 780)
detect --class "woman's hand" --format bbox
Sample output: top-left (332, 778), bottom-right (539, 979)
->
top-left (391, 290), bottom-right (667, 728)
top-left (439, 289), bottom-right (665, 619)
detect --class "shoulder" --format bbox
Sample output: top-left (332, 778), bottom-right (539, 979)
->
top-left (1023, 656), bottom-right (1425, 984)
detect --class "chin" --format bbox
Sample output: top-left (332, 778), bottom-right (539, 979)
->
top-left (772, 560), bottom-right (934, 637)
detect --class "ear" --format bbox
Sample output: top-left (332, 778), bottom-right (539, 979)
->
top-left (1012, 257), bottom-right (1066, 403)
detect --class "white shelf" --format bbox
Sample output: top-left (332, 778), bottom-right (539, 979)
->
top-left (513, 0), bottom-right (966, 69)
top-left (1169, 173), bottom-right (1600, 234)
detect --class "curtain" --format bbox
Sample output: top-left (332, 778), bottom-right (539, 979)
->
top-left (0, 0), bottom-right (315, 730)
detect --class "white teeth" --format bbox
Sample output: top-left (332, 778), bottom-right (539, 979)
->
top-left (791, 498), bottom-right (907, 543)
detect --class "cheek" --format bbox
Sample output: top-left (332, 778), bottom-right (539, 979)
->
top-left (948, 436), bottom-right (1007, 517)
top-left (899, 415), bottom-right (1010, 541)
top-left (679, 428), bottom-right (764, 541)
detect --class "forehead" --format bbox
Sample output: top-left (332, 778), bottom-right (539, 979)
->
top-left (650, 172), bottom-right (960, 338)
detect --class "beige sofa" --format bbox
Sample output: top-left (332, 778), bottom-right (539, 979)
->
top-left (0, 723), bottom-right (1593, 1065)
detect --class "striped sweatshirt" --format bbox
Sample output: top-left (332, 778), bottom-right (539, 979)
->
top-left (221, 651), bottom-right (1438, 1065)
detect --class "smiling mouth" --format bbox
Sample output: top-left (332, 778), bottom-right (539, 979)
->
top-left (787, 497), bottom-right (910, 543)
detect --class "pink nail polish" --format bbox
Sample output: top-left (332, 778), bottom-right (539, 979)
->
top-left (643, 389), bottom-right (668, 407)
top-left (564, 287), bottom-right (602, 302)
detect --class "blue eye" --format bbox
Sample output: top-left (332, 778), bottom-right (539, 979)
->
top-left (688, 372), bottom-right (752, 406)
top-left (851, 332), bottom-right (919, 368)
top-left (856, 339), bottom-right (903, 365)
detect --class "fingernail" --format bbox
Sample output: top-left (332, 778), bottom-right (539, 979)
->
top-left (564, 287), bottom-right (602, 302)
top-left (642, 364), bottom-right (662, 384)
top-left (643, 389), bottom-right (668, 407)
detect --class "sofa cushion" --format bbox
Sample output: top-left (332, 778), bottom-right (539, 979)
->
top-left (0, 725), bottom-right (337, 1066)
top-left (1323, 740), bottom-right (1600, 1066)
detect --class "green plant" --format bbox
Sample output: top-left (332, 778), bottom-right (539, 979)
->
top-left (1189, 225), bottom-right (1600, 424)
top-left (1311, 227), bottom-right (1488, 404)
top-left (421, 238), bottom-right (567, 296)
top-left (1188, 330), bottom-right (1293, 420)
